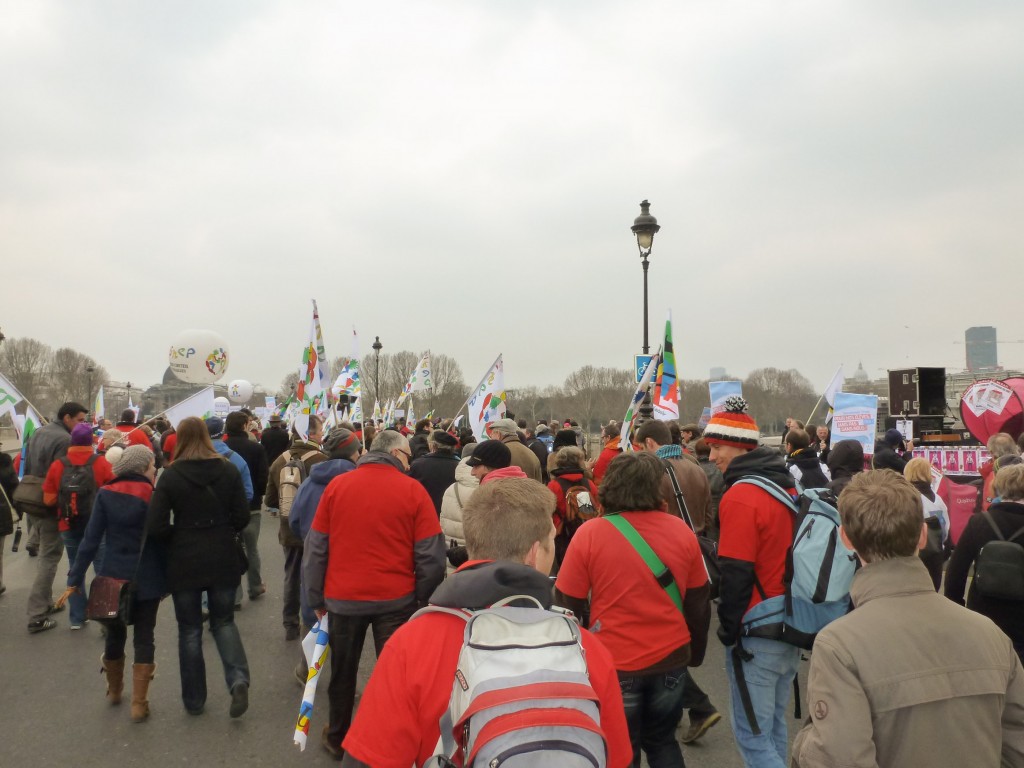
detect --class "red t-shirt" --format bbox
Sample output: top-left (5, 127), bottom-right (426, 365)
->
top-left (42, 446), bottom-right (114, 531)
top-left (555, 511), bottom-right (708, 671)
top-left (311, 463), bottom-right (441, 602)
top-left (342, 606), bottom-right (633, 768)
top-left (162, 432), bottom-right (177, 462)
top-left (717, 481), bottom-right (796, 613)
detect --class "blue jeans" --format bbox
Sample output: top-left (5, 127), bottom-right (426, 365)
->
top-left (724, 638), bottom-right (801, 768)
top-left (172, 586), bottom-right (250, 713)
top-left (62, 529), bottom-right (104, 626)
top-left (617, 667), bottom-right (687, 768)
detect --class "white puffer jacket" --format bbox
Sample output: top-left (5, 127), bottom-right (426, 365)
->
top-left (440, 457), bottom-right (479, 548)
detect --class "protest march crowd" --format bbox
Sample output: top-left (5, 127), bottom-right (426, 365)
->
top-left (1, 390), bottom-right (1023, 768)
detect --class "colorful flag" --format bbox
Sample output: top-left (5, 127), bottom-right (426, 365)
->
top-left (94, 385), bottom-right (105, 423)
top-left (372, 400), bottom-right (382, 424)
top-left (822, 365), bottom-right (845, 424)
top-left (0, 373), bottom-right (24, 421)
top-left (620, 347), bottom-right (661, 449)
top-left (293, 615), bottom-right (330, 751)
top-left (651, 311), bottom-right (679, 421)
top-left (14, 405), bottom-right (43, 480)
top-left (295, 301), bottom-right (328, 440)
top-left (163, 387), bottom-right (216, 428)
top-left (312, 299), bottom-right (331, 402)
top-left (406, 400), bottom-right (416, 427)
top-left (467, 355), bottom-right (507, 440)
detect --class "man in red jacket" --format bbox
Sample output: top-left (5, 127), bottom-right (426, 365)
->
top-left (303, 429), bottom-right (445, 760)
top-left (706, 397), bottom-right (800, 768)
top-left (340, 478), bottom-right (633, 768)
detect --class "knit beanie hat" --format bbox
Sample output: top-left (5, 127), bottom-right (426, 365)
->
top-left (553, 429), bottom-right (578, 451)
top-left (702, 396), bottom-right (760, 450)
top-left (70, 423), bottom-right (94, 446)
top-left (113, 444), bottom-right (154, 477)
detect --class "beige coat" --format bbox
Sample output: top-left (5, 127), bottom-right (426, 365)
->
top-left (792, 557), bottom-right (1024, 768)
top-left (501, 435), bottom-right (542, 483)
top-left (659, 453), bottom-right (711, 533)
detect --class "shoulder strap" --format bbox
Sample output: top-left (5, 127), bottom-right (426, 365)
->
top-left (983, 512), bottom-right (1024, 544)
top-left (85, 454), bottom-right (98, 469)
top-left (453, 483), bottom-right (463, 510)
top-left (734, 475), bottom-right (799, 512)
top-left (603, 515), bottom-right (683, 613)
top-left (662, 460), bottom-right (695, 531)
top-left (60, 456), bottom-right (72, 470)
top-left (299, 450), bottom-right (319, 463)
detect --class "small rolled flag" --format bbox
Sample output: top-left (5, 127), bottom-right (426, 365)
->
top-left (293, 615), bottom-right (330, 751)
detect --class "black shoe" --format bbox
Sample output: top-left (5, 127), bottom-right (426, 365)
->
top-left (229, 682), bottom-right (249, 718)
top-left (321, 726), bottom-right (344, 761)
top-left (28, 618), bottom-right (57, 634)
top-left (46, 602), bottom-right (65, 615)
top-left (285, 626), bottom-right (299, 641)
top-left (26, 546), bottom-right (38, 557)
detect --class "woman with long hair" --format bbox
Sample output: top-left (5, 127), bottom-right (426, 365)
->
top-left (148, 416), bottom-right (251, 718)
top-left (57, 445), bottom-right (165, 721)
top-left (903, 457), bottom-right (949, 590)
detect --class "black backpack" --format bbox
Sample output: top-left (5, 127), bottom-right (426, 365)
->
top-left (58, 455), bottom-right (98, 530)
top-left (973, 513), bottom-right (1024, 601)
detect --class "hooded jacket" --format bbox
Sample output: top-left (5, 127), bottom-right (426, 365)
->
top-left (717, 446), bottom-right (797, 646)
top-left (827, 439), bottom-right (864, 497)
top-left (339, 560), bottom-right (634, 768)
top-left (787, 447), bottom-right (831, 490)
top-left (439, 457), bottom-right (478, 547)
top-left (147, 457), bottom-right (250, 591)
top-left (480, 465), bottom-right (528, 485)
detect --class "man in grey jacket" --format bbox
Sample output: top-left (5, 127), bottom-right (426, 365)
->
top-left (24, 401), bottom-right (88, 633)
top-left (792, 470), bottom-right (1024, 767)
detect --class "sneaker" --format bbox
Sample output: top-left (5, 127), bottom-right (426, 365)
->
top-left (249, 584), bottom-right (267, 600)
top-left (229, 682), bottom-right (249, 718)
top-left (28, 618), bottom-right (57, 634)
top-left (70, 621), bottom-right (89, 631)
top-left (321, 726), bottom-right (344, 761)
top-left (27, 545), bottom-right (38, 557)
top-left (681, 711), bottom-right (722, 744)
top-left (0, 585), bottom-right (7, 596)
top-left (285, 626), bottom-right (299, 641)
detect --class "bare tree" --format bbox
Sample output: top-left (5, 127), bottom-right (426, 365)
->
top-left (51, 348), bottom-right (107, 407)
top-left (743, 367), bottom-right (817, 435)
top-left (278, 371), bottom-right (300, 401)
top-left (0, 337), bottom-right (53, 408)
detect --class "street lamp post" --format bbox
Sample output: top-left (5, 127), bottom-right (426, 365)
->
top-left (372, 336), bottom-right (383, 411)
top-left (86, 365), bottom-right (95, 417)
top-left (631, 199), bottom-right (661, 355)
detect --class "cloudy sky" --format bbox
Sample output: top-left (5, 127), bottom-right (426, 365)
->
top-left (3, 0), bottom-right (1023, 403)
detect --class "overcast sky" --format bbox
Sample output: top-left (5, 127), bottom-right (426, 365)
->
top-left (3, 1), bottom-right (1023, 405)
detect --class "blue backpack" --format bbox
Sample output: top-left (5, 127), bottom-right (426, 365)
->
top-left (732, 477), bottom-right (857, 651)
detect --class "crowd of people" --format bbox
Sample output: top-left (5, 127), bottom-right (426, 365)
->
top-left (2, 398), bottom-right (1023, 767)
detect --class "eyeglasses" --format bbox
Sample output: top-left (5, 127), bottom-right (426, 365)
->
top-left (396, 449), bottom-right (412, 461)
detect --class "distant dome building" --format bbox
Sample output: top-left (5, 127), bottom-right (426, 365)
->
top-left (853, 362), bottom-right (869, 384)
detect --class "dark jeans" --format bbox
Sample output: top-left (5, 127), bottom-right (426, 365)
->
top-left (681, 670), bottom-right (716, 720)
top-left (172, 586), bottom-right (250, 712)
top-left (283, 546), bottom-right (302, 630)
top-left (325, 607), bottom-right (413, 746)
top-left (618, 667), bottom-right (688, 768)
top-left (105, 597), bottom-right (160, 664)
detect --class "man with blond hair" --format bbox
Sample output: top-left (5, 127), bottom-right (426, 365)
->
top-left (792, 469), bottom-right (1024, 767)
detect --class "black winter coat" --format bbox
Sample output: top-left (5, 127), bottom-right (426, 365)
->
top-left (148, 457), bottom-right (249, 592)
top-left (225, 432), bottom-right (269, 510)
top-left (409, 431), bottom-right (431, 462)
top-left (408, 451), bottom-right (461, 516)
top-left (0, 452), bottom-right (18, 537)
top-left (260, 426), bottom-right (291, 466)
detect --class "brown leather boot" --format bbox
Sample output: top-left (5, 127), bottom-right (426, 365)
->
top-left (101, 655), bottom-right (126, 705)
top-left (131, 663), bottom-right (156, 722)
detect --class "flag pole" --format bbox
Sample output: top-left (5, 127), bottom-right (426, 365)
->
top-left (452, 353), bottom-right (502, 424)
top-left (804, 395), bottom-right (824, 427)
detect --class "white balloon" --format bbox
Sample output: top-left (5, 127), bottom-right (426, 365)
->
top-left (168, 329), bottom-right (230, 384)
top-left (227, 379), bottom-right (254, 404)
top-left (213, 396), bottom-right (231, 416)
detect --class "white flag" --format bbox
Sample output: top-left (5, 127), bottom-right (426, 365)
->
top-left (467, 355), bottom-right (506, 441)
top-left (823, 365), bottom-right (845, 423)
top-left (13, 404), bottom-right (44, 442)
top-left (164, 387), bottom-right (216, 429)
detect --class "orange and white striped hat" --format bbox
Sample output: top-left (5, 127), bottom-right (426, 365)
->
top-left (703, 396), bottom-right (759, 450)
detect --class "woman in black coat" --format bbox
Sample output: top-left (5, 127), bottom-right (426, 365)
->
top-left (148, 416), bottom-right (251, 718)
top-left (0, 447), bottom-right (19, 596)
top-left (407, 431), bottom-right (461, 516)
top-left (945, 463), bottom-right (1024, 660)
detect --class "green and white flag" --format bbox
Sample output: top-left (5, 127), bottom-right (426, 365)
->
top-left (164, 387), bottom-right (217, 429)
top-left (0, 373), bottom-right (24, 421)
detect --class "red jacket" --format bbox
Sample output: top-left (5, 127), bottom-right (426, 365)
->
top-left (42, 446), bottom-right (114, 531)
top-left (547, 471), bottom-right (600, 533)
top-left (593, 439), bottom-right (621, 485)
